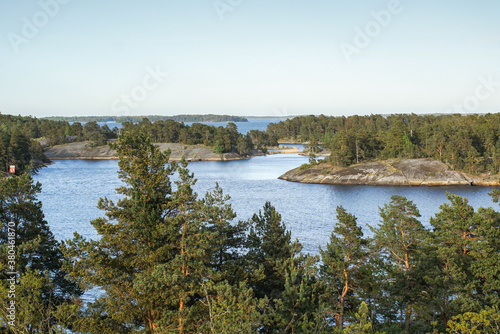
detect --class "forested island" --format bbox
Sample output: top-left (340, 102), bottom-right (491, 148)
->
top-left (268, 113), bottom-right (500, 182)
top-left (4, 112), bottom-right (500, 184)
top-left (44, 114), bottom-right (249, 123)
top-left (0, 114), bottom-right (276, 175)
top-left (2, 129), bottom-right (500, 333)
top-left (279, 158), bottom-right (500, 186)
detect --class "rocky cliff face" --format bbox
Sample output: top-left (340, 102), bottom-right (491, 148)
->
top-left (279, 159), bottom-right (500, 186)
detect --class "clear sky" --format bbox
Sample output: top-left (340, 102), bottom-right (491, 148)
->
top-left (1, 0), bottom-right (499, 117)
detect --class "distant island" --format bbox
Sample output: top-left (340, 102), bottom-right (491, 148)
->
top-left (44, 114), bottom-right (249, 123)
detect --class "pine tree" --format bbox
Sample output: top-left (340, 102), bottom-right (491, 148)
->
top-left (199, 280), bottom-right (262, 334)
top-left (344, 302), bottom-right (373, 334)
top-left (0, 173), bottom-right (80, 332)
top-left (371, 195), bottom-right (429, 332)
top-left (320, 206), bottom-right (369, 330)
top-left (65, 132), bottom-right (211, 333)
top-left (277, 255), bottom-right (324, 334)
top-left (431, 193), bottom-right (500, 316)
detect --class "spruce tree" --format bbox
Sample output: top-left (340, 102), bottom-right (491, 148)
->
top-left (245, 202), bottom-right (321, 333)
top-left (201, 183), bottom-right (248, 284)
top-left (246, 202), bottom-right (295, 301)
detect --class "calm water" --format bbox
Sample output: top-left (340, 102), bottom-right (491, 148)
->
top-left (34, 155), bottom-right (498, 255)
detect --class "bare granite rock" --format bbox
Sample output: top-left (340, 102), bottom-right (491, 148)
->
top-left (44, 142), bottom-right (247, 162)
top-left (279, 158), bottom-right (500, 187)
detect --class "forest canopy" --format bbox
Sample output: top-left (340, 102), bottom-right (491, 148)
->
top-left (267, 113), bottom-right (500, 174)
top-left (2, 130), bottom-right (500, 333)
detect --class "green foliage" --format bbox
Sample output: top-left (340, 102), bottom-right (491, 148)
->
top-left (371, 195), bottom-right (432, 332)
top-left (0, 174), bottom-right (81, 332)
top-left (320, 206), bottom-right (369, 329)
top-left (199, 280), bottom-right (262, 333)
top-left (344, 302), bottom-right (373, 334)
top-left (215, 144), bottom-right (224, 155)
top-left (445, 306), bottom-right (500, 334)
top-left (268, 113), bottom-right (500, 173)
top-left (122, 118), bottom-right (273, 154)
top-left (429, 193), bottom-right (500, 317)
top-left (65, 132), bottom-right (211, 332)
top-left (0, 114), bottom-right (119, 174)
top-left (0, 125), bottom-right (48, 175)
top-left (246, 202), bottom-right (295, 301)
top-left (5, 124), bottom-right (500, 332)
top-left (201, 183), bottom-right (248, 284)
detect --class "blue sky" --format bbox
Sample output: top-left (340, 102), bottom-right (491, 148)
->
top-left (1, 0), bottom-right (499, 117)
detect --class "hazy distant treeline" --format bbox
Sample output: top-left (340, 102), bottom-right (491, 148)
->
top-left (44, 114), bottom-right (249, 123)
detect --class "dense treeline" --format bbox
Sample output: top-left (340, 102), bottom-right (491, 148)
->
top-left (0, 114), bottom-right (119, 174)
top-left (0, 116), bottom-right (48, 175)
top-left (45, 114), bottom-right (249, 123)
top-left (122, 118), bottom-right (278, 154)
top-left (2, 132), bottom-right (499, 333)
top-left (0, 114), bottom-right (118, 147)
top-left (267, 113), bottom-right (500, 174)
top-left (0, 114), bottom-right (119, 175)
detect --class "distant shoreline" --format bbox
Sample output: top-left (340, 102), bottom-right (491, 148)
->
top-left (43, 114), bottom-right (249, 123)
top-left (44, 142), bottom-right (301, 162)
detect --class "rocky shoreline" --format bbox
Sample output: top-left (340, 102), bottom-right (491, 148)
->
top-left (43, 142), bottom-right (301, 162)
top-left (279, 158), bottom-right (500, 187)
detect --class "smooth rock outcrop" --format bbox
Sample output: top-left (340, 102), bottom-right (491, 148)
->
top-left (279, 158), bottom-right (500, 186)
top-left (44, 142), bottom-right (246, 162)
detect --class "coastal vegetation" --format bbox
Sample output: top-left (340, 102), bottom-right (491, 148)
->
top-left (121, 118), bottom-right (277, 154)
top-left (2, 131), bottom-right (500, 333)
top-left (0, 116), bottom-right (49, 175)
top-left (0, 114), bottom-right (118, 174)
top-left (267, 113), bottom-right (500, 174)
top-left (0, 114), bottom-right (276, 168)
